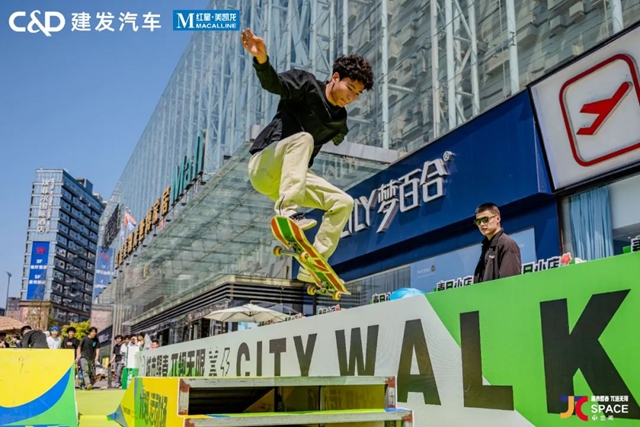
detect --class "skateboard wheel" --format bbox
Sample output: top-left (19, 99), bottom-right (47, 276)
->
top-left (307, 286), bottom-right (317, 296)
top-left (273, 246), bottom-right (283, 256)
top-left (332, 292), bottom-right (343, 301)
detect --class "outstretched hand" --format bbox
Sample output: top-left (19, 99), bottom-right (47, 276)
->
top-left (241, 28), bottom-right (267, 64)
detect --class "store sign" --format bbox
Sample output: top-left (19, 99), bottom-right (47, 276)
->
top-left (342, 153), bottom-right (451, 237)
top-left (170, 129), bottom-right (205, 206)
top-left (434, 253), bottom-right (576, 292)
top-left (98, 325), bottom-right (113, 346)
top-left (27, 242), bottom-right (50, 300)
top-left (115, 131), bottom-right (206, 269)
top-left (314, 91), bottom-right (552, 269)
top-left (531, 25), bottom-right (640, 190)
top-left (139, 253), bottom-right (640, 425)
top-left (370, 292), bottom-right (392, 304)
top-left (36, 178), bottom-right (55, 233)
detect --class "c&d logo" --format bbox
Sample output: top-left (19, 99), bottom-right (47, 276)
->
top-left (561, 395), bottom-right (589, 421)
top-left (9, 10), bottom-right (65, 37)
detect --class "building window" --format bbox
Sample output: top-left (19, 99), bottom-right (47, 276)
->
top-left (561, 172), bottom-right (640, 261)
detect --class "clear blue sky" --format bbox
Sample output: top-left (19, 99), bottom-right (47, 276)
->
top-left (0, 0), bottom-right (208, 307)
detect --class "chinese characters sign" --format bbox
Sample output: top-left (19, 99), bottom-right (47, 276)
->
top-left (342, 153), bottom-right (451, 237)
top-left (27, 242), bottom-right (50, 300)
top-left (434, 253), bottom-right (576, 292)
top-left (37, 178), bottom-right (55, 234)
top-left (70, 12), bottom-right (161, 32)
top-left (115, 131), bottom-right (206, 269)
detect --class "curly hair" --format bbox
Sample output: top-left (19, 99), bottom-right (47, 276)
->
top-left (332, 54), bottom-right (374, 91)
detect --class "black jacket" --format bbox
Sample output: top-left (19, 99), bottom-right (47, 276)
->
top-left (249, 56), bottom-right (349, 167)
top-left (473, 229), bottom-right (522, 284)
top-left (22, 330), bottom-right (49, 348)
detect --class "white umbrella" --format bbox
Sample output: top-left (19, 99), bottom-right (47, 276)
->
top-left (203, 304), bottom-right (290, 323)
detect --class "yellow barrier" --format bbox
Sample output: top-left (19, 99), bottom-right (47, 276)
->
top-left (0, 349), bottom-right (78, 427)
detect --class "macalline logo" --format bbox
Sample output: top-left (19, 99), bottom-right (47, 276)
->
top-left (9, 10), bottom-right (65, 37)
top-left (559, 53), bottom-right (640, 167)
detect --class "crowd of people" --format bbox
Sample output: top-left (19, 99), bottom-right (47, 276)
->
top-left (0, 325), bottom-right (160, 390)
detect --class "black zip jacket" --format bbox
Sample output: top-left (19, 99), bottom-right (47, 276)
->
top-left (473, 229), bottom-right (522, 284)
top-left (249, 56), bottom-right (349, 167)
top-left (22, 330), bottom-right (49, 348)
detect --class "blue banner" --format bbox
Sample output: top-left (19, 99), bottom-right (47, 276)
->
top-left (27, 242), bottom-right (50, 300)
top-left (93, 248), bottom-right (114, 300)
top-left (173, 10), bottom-right (240, 31)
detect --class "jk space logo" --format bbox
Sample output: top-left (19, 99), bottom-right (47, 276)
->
top-left (9, 10), bottom-right (65, 37)
top-left (561, 395), bottom-right (589, 421)
top-left (559, 53), bottom-right (640, 167)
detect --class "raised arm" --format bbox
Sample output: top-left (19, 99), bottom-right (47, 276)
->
top-left (241, 28), bottom-right (307, 99)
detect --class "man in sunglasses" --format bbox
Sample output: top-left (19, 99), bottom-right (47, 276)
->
top-left (472, 203), bottom-right (522, 284)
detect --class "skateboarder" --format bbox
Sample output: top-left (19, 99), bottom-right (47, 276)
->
top-left (241, 28), bottom-right (374, 282)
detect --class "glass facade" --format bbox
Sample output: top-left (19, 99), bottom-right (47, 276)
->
top-left (561, 171), bottom-right (640, 261)
top-left (97, 0), bottom-right (640, 335)
top-left (21, 169), bottom-right (105, 325)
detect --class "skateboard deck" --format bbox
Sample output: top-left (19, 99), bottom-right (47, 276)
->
top-left (270, 215), bottom-right (350, 301)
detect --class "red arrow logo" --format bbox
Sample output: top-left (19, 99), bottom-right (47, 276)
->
top-left (577, 81), bottom-right (632, 136)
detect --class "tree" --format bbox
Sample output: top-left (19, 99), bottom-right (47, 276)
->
top-left (62, 320), bottom-right (91, 340)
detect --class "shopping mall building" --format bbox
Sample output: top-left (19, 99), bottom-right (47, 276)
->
top-left (95, 0), bottom-right (640, 344)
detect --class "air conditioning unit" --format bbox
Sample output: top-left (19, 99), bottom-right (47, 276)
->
top-left (569, 1), bottom-right (585, 21)
top-left (550, 15), bottom-right (566, 35)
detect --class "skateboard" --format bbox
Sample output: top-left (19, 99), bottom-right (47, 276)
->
top-left (270, 215), bottom-right (350, 301)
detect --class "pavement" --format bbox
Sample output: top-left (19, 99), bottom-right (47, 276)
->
top-left (76, 378), bottom-right (125, 427)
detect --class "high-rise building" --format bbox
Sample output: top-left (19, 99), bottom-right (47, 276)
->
top-left (20, 169), bottom-right (105, 327)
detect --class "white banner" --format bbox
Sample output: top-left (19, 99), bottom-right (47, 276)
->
top-left (140, 297), bottom-right (533, 426)
top-left (531, 25), bottom-right (640, 190)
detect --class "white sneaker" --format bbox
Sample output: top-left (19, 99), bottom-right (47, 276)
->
top-left (288, 212), bottom-right (317, 231)
top-left (297, 267), bottom-right (316, 283)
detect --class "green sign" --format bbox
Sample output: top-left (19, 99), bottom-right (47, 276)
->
top-left (170, 129), bottom-right (205, 206)
top-left (427, 252), bottom-right (640, 425)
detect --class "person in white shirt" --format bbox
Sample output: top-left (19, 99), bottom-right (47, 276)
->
top-left (47, 326), bottom-right (61, 349)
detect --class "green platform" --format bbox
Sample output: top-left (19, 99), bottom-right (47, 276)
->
top-left (77, 389), bottom-right (125, 427)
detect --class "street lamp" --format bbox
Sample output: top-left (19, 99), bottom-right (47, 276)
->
top-left (5, 272), bottom-right (11, 314)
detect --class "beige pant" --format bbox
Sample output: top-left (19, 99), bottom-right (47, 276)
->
top-left (248, 132), bottom-right (354, 260)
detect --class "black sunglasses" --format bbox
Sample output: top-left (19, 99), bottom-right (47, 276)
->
top-left (473, 215), bottom-right (496, 226)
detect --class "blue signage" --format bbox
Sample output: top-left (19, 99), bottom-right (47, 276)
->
top-left (27, 241), bottom-right (50, 300)
top-left (173, 10), bottom-right (240, 31)
top-left (309, 91), bottom-right (554, 268)
top-left (93, 248), bottom-right (114, 300)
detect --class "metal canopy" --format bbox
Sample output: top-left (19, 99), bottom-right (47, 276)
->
top-left (99, 140), bottom-right (389, 319)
